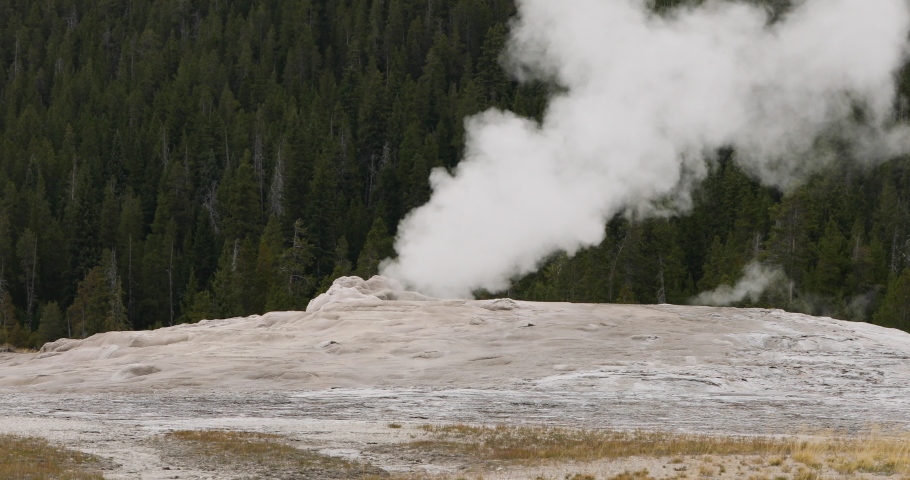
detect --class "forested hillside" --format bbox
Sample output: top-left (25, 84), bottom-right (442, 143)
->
top-left (0, 0), bottom-right (909, 348)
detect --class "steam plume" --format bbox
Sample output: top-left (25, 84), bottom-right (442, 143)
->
top-left (689, 262), bottom-right (785, 306)
top-left (382, 0), bottom-right (910, 298)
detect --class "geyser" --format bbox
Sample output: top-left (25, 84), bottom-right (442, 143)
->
top-left (381, 0), bottom-right (910, 298)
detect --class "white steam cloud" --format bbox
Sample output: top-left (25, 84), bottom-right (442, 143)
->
top-left (689, 262), bottom-right (785, 306)
top-left (382, 0), bottom-right (910, 298)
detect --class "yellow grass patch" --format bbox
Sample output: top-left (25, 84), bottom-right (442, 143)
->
top-left (0, 434), bottom-right (103, 480)
top-left (163, 430), bottom-right (355, 470)
top-left (413, 424), bottom-right (790, 461)
top-left (403, 424), bottom-right (910, 479)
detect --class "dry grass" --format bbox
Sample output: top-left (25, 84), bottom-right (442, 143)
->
top-left (0, 434), bottom-right (103, 480)
top-left (164, 430), bottom-right (351, 468)
top-left (161, 430), bottom-right (386, 477)
top-left (412, 424), bottom-right (790, 461)
top-left (0, 344), bottom-right (36, 354)
top-left (401, 424), bottom-right (910, 479)
top-left (146, 425), bottom-right (910, 480)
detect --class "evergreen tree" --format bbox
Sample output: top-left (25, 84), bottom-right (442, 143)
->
top-left (66, 250), bottom-right (128, 338)
top-left (220, 152), bottom-right (262, 242)
top-left (813, 218), bottom-right (849, 297)
top-left (16, 228), bottom-right (38, 330)
top-left (35, 302), bottom-right (64, 346)
top-left (256, 216), bottom-right (285, 313)
top-left (180, 269), bottom-right (213, 324)
top-left (873, 268), bottom-right (910, 330)
top-left (328, 236), bottom-right (353, 282)
top-left (211, 240), bottom-right (245, 319)
top-left (270, 219), bottom-right (315, 310)
top-left (355, 217), bottom-right (394, 279)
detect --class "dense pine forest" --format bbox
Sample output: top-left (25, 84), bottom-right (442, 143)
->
top-left (0, 0), bottom-right (909, 348)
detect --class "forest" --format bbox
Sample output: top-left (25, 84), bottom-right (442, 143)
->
top-left (0, 0), bottom-right (909, 349)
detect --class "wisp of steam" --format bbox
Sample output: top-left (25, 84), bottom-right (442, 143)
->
top-left (382, 0), bottom-right (910, 298)
top-left (690, 262), bottom-right (785, 306)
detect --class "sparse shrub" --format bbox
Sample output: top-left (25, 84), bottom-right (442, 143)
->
top-left (566, 474), bottom-right (595, 480)
top-left (608, 471), bottom-right (653, 480)
top-left (793, 467), bottom-right (817, 480)
top-left (792, 452), bottom-right (821, 469)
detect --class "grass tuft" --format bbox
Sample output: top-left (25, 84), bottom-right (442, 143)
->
top-left (402, 424), bottom-right (910, 479)
top-left (412, 424), bottom-right (790, 461)
top-left (0, 434), bottom-right (103, 480)
top-left (0, 344), bottom-right (37, 354)
top-left (164, 430), bottom-right (352, 469)
top-left (161, 429), bottom-right (388, 478)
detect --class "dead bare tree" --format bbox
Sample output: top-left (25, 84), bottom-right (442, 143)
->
top-left (17, 230), bottom-right (38, 331)
top-left (253, 114), bottom-right (265, 211)
top-left (231, 239), bottom-right (240, 272)
top-left (167, 241), bottom-right (175, 326)
top-left (224, 129), bottom-right (231, 170)
top-left (161, 130), bottom-right (170, 169)
top-left (26, 236), bottom-right (37, 330)
top-left (128, 235), bottom-right (134, 328)
top-left (203, 182), bottom-right (221, 234)
top-left (0, 261), bottom-right (9, 329)
top-left (70, 156), bottom-right (78, 201)
top-left (12, 33), bottom-right (21, 78)
top-left (106, 249), bottom-right (126, 329)
top-left (608, 230), bottom-right (630, 301)
top-left (268, 142), bottom-right (285, 217)
top-left (65, 6), bottom-right (78, 31)
top-left (657, 254), bottom-right (666, 305)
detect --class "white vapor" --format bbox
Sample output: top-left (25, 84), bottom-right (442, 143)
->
top-left (689, 262), bottom-right (785, 306)
top-left (382, 0), bottom-right (910, 298)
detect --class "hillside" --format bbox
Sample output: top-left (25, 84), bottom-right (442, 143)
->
top-left (1, 0), bottom-right (910, 349)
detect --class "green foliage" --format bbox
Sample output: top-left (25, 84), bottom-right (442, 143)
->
top-left (269, 219), bottom-right (316, 311)
top-left (66, 251), bottom-right (128, 338)
top-left (873, 269), bottom-right (910, 330)
top-left (0, 0), bottom-right (904, 340)
top-left (355, 218), bottom-right (394, 279)
top-left (35, 302), bottom-right (64, 348)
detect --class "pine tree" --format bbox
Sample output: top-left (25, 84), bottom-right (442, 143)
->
top-left (180, 269), bottom-right (213, 324)
top-left (66, 250), bottom-right (128, 338)
top-left (476, 23), bottom-right (511, 106)
top-left (873, 268), bottom-right (910, 330)
top-left (256, 216), bottom-right (285, 313)
top-left (35, 302), bottom-right (65, 345)
top-left (0, 212), bottom-right (11, 303)
top-left (355, 217), bottom-right (394, 279)
top-left (764, 189), bottom-right (812, 302)
top-left (98, 182), bottom-right (120, 250)
top-left (813, 218), bottom-right (849, 297)
top-left (270, 219), bottom-right (315, 310)
top-left (220, 152), bottom-right (262, 242)
top-left (16, 228), bottom-right (38, 331)
top-left (211, 240), bottom-right (245, 319)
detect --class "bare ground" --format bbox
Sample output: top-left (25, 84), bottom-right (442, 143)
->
top-left (1, 300), bottom-right (910, 478)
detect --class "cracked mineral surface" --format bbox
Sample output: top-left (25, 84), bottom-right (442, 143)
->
top-left (2, 292), bottom-right (910, 477)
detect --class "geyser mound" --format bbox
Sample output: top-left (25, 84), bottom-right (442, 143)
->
top-left (306, 275), bottom-right (438, 312)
